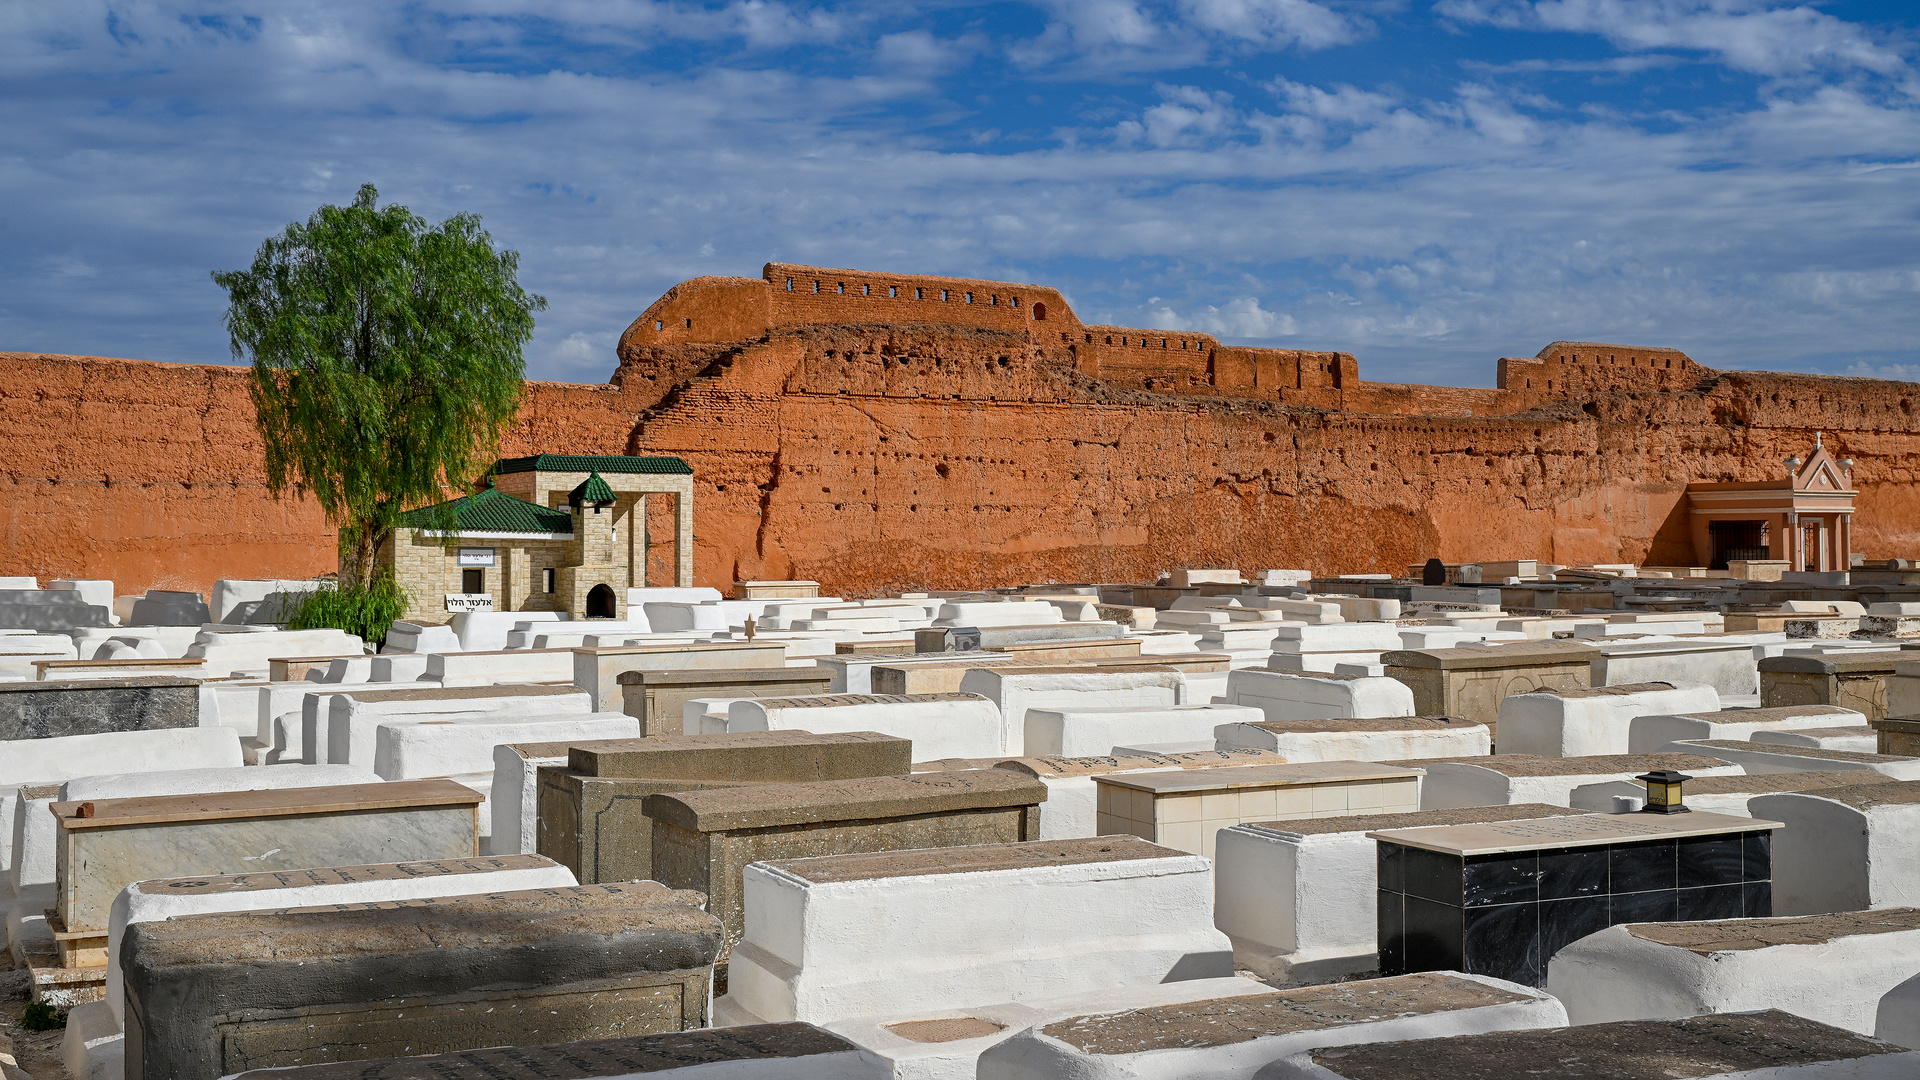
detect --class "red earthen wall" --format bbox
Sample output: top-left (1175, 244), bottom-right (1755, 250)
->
top-left (6, 265), bottom-right (1919, 600)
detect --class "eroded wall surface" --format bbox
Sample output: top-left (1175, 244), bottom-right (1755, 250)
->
top-left (6, 267), bottom-right (1920, 598)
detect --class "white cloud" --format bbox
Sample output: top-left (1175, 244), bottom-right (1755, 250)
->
top-left (1435, 0), bottom-right (1910, 77)
top-left (1149, 295), bottom-right (1302, 338)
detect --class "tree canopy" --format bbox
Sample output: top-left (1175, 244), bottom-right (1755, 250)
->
top-left (212, 183), bottom-right (546, 585)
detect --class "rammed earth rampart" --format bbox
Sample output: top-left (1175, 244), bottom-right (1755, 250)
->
top-left (4, 261), bottom-right (1920, 596)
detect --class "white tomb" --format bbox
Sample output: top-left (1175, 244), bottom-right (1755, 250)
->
top-left (1660, 740), bottom-right (1920, 779)
top-left (1589, 639), bottom-right (1759, 696)
top-left (721, 837), bottom-right (1232, 1025)
top-left (1627, 704), bottom-right (1867, 755)
top-left (1214, 717), bottom-right (1489, 763)
top-left (1096, 761), bottom-right (1424, 858)
top-left (727, 692), bottom-right (1004, 760)
top-left (990, 749), bottom-right (1287, 840)
top-left (1569, 769), bottom-right (1896, 815)
top-left (321, 684), bottom-right (592, 766)
top-left (1753, 726), bottom-right (1879, 753)
top-left (1497, 682), bottom-right (1721, 757)
top-left (959, 667), bottom-right (1185, 757)
top-left (372, 711), bottom-right (640, 781)
top-left (828, 977), bottom-right (1276, 1080)
top-left (1214, 804), bottom-right (1592, 982)
top-left (1752, 782), bottom-right (1920, 915)
top-left (1548, 909), bottom-right (1920, 1034)
top-left (979, 971), bottom-right (1565, 1080)
top-left (1224, 669), bottom-right (1416, 722)
top-left (1023, 703), bottom-right (1264, 757)
top-left (1408, 753), bottom-right (1741, 810)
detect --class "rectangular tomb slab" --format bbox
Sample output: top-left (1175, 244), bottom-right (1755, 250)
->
top-left (1214, 716), bottom-right (1490, 763)
top-left (644, 770), bottom-right (1046, 965)
top-left (725, 837), bottom-right (1231, 1025)
top-left (0, 676), bottom-right (204, 740)
top-left (1282, 1011), bottom-right (1918, 1080)
top-left (1548, 909), bottom-right (1920, 1032)
top-left (1096, 761), bottom-right (1424, 859)
top-left (1370, 811), bottom-right (1780, 987)
top-left (978, 971), bottom-right (1566, 1080)
top-left (536, 731), bottom-right (911, 884)
top-left (54, 779), bottom-right (482, 955)
top-left (1659, 738), bottom-right (1920, 778)
top-left (1379, 644), bottom-right (1595, 742)
top-left (616, 667), bottom-right (833, 737)
top-left (222, 1023), bottom-right (888, 1080)
top-left (1214, 804), bottom-right (1595, 983)
top-left (122, 882), bottom-right (725, 1080)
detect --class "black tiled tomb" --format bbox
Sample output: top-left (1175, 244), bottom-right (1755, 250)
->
top-left (1376, 818), bottom-right (1774, 987)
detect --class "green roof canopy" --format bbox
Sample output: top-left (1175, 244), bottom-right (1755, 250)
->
top-left (494, 454), bottom-right (692, 476)
top-left (569, 471), bottom-right (616, 507)
top-left (397, 487), bottom-right (574, 535)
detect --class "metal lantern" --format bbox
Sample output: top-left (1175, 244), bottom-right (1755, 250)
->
top-left (1635, 770), bottom-right (1692, 815)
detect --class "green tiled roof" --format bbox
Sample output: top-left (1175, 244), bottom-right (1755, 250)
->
top-left (569, 471), bottom-right (616, 506)
top-left (396, 487), bottom-right (574, 534)
top-left (493, 454), bottom-right (692, 476)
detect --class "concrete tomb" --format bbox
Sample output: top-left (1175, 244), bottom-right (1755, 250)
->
top-left (1497, 682), bottom-right (1721, 758)
top-left (825, 977), bottom-right (1275, 1080)
top-left (371, 710), bottom-right (640, 782)
top-left (1214, 716), bottom-right (1490, 763)
top-left (990, 749), bottom-right (1286, 840)
top-left (425, 647), bottom-right (579, 687)
top-left (319, 684), bottom-right (592, 767)
top-left (1266, 623), bottom-right (1406, 674)
top-left (536, 731), bottom-right (912, 884)
top-left (1023, 702), bottom-right (1264, 758)
top-left (53, 778), bottom-right (481, 968)
top-left (1661, 739), bottom-right (1920, 778)
top-left (490, 740), bottom-right (577, 856)
top-left (815, 650), bottom-right (1010, 694)
top-left (1761, 652), bottom-right (1908, 722)
top-left (722, 837), bottom-right (1232, 1025)
top-left (574, 641), bottom-right (792, 712)
top-left (121, 882), bottom-right (722, 1080)
top-left (1753, 726), bottom-right (1880, 752)
top-left (1226, 669), bottom-right (1416, 722)
top-left (959, 666), bottom-right (1185, 757)
top-left (982, 972), bottom-right (1565, 1080)
top-left (1590, 638), bottom-right (1759, 696)
top-left (618, 668), bottom-right (836, 737)
top-left (1547, 908), bottom-right (1920, 1034)
top-left (0, 588), bottom-right (114, 632)
top-left (1266, 1011), bottom-right (1920, 1080)
top-left (1372, 810), bottom-right (1778, 987)
top-left (644, 770), bottom-right (1046, 961)
top-left (1627, 704), bottom-right (1867, 755)
top-left (727, 692), bottom-right (1003, 760)
top-left (1571, 769), bottom-right (1895, 815)
top-left (1214, 804), bottom-right (1592, 983)
top-left (870, 657), bottom-right (1047, 696)
top-left (1095, 761), bottom-right (1424, 859)
top-left (220, 1024), bottom-right (891, 1080)
top-left (1752, 781), bottom-right (1920, 915)
top-left (1404, 752), bottom-right (1741, 810)
top-left (1380, 644), bottom-right (1594, 744)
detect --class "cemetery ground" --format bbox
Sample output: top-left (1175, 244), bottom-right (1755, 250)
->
top-left (12, 562), bottom-right (1920, 1078)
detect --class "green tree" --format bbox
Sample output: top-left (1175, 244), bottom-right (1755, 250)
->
top-left (213, 183), bottom-right (546, 586)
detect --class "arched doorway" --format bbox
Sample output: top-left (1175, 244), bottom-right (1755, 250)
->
top-left (586, 583), bottom-right (616, 619)
top-left (1031, 302), bottom-right (1047, 321)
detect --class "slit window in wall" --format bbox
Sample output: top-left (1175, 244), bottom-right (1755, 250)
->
top-left (813, 280), bottom-right (820, 293)
top-left (785, 277), bottom-right (794, 290)
top-left (942, 290), bottom-right (950, 301)
top-left (990, 295), bottom-right (998, 305)
top-left (916, 287), bottom-right (924, 299)
top-left (1161, 339), bottom-right (1167, 348)
top-left (862, 284), bottom-right (870, 295)
top-left (837, 282), bottom-right (845, 294)
top-left (1012, 296), bottom-right (1021, 307)
top-left (655, 320), bottom-right (663, 331)
top-left (965, 292), bottom-right (974, 303)
top-left (684, 318), bottom-right (692, 328)
top-left (542, 568), bottom-right (555, 593)
top-left (889, 286), bottom-right (898, 297)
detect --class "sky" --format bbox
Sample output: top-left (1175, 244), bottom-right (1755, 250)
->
top-left (2, 0), bottom-right (1917, 387)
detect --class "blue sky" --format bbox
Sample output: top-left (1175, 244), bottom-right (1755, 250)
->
top-left (3, 0), bottom-right (1917, 386)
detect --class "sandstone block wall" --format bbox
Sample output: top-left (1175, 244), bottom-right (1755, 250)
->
top-left (6, 262), bottom-right (1920, 599)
